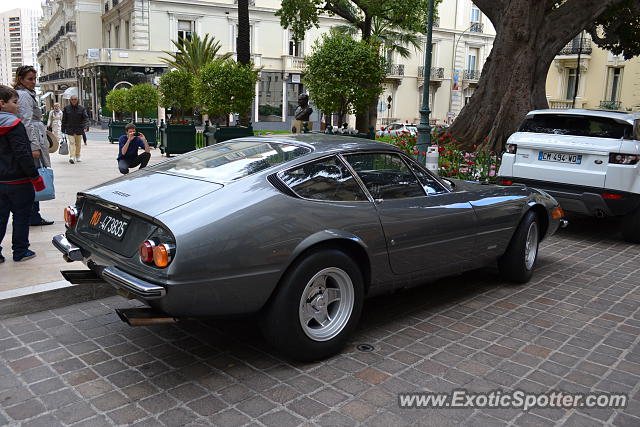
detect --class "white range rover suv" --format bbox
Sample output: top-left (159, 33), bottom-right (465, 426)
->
top-left (498, 109), bottom-right (640, 242)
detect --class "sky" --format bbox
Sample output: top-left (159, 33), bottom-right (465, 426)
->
top-left (0, 0), bottom-right (43, 14)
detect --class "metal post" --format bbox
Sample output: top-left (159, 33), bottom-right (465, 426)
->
top-left (416, 0), bottom-right (436, 165)
top-left (572, 32), bottom-right (584, 109)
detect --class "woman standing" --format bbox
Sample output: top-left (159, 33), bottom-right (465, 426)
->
top-left (13, 65), bottom-right (54, 226)
top-left (47, 102), bottom-right (63, 141)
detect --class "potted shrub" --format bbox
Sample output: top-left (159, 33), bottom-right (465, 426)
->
top-left (193, 60), bottom-right (258, 144)
top-left (127, 84), bottom-right (160, 147)
top-left (157, 70), bottom-right (197, 156)
top-left (105, 88), bottom-right (131, 143)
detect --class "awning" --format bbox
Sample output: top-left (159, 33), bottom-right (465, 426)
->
top-left (41, 91), bottom-right (54, 99)
top-left (61, 86), bottom-right (78, 99)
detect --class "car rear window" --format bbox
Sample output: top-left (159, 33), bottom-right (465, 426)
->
top-left (519, 114), bottom-right (632, 139)
top-left (152, 141), bottom-right (310, 182)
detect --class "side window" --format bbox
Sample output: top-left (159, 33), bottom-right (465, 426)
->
top-left (406, 161), bottom-right (447, 195)
top-left (280, 156), bottom-right (367, 202)
top-left (345, 153), bottom-right (425, 200)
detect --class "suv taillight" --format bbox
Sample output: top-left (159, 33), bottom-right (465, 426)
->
top-left (507, 144), bottom-right (517, 154)
top-left (64, 206), bottom-right (78, 227)
top-left (609, 153), bottom-right (639, 165)
top-left (497, 178), bottom-right (513, 186)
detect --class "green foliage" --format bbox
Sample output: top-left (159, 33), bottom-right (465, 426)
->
top-left (193, 60), bottom-right (260, 119)
top-left (127, 84), bottom-right (159, 123)
top-left (159, 70), bottom-right (195, 119)
top-left (588, 0), bottom-right (640, 60)
top-left (304, 32), bottom-right (386, 120)
top-left (277, 0), bottom-right (438, 41)
top-left (160, 33), bottom-right (232, 75)
top-left (105, 89), bottom-right (129, 117)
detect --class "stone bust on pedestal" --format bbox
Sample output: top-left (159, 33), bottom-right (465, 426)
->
top-left (292, 93), bottom-right (313, 133)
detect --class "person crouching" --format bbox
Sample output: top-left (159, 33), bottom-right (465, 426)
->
top-left (118, 123), bottom-right (151, 174)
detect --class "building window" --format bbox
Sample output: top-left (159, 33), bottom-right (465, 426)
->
top-left (124, 21), bottom-right (129, 49)
top-left (288, 32), bottom-right (303, 56)
top-left (471, 4), bottom-right (480, 23)
top-left (178, 20), bottom-right (193, 44)
top-left (114, 25), bottom-right (120, 48)
top-left (467, 48), bottom-right (478, 72)
top-left (607, 67), bottom-right (622, 102)
top-left (566, 68), bottom-right (577, 100)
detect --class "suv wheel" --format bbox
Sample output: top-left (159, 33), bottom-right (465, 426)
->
top-left (622, 208), bottom-right (640, 243)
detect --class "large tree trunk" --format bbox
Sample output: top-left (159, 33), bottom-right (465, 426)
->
top-left (237, 0), bottom-right (251, 126)
top-left (450, 0), bottom-right (627, 152)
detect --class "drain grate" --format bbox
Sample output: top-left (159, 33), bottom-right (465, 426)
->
top-left (356, 343), bottom-right (375, 352)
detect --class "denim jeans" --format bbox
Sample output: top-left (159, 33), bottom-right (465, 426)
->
top-left (0, 183), bottom-right (35, 258)
top-left (118, 152), bottom-right (151, 174)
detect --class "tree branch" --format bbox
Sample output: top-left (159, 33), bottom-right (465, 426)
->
top-left (473, 0), bottom-right (507, 26)
top-left (544, 0), bottom-right (625, 39)
top-left (324, 2), bottom-right (361, 27)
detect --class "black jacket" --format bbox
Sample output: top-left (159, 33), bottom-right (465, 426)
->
top-left (61, 104), bottom-right (89, 134)
top-left (0, 112), bottom-right (39, 183)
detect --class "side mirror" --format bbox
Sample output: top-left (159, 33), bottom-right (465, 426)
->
top-left (441, 178), bottom-right (456, 190)
top-left (634, 120), bottom-right (640, 141)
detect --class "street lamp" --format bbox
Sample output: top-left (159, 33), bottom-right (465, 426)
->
top-left (416, 0), bottom-right (436, 165)
top-left (55, 55), bottom-right (64, 70)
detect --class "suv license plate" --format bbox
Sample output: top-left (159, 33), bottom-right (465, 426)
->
top-left (538, 151), bottom-right (582, 164)
top-left (88, 209), bottom-right (129, 241)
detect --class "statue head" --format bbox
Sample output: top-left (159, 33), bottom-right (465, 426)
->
top-left (298, 93), bottom-right (309, 107)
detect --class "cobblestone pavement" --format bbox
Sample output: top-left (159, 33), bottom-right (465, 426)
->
top-left (1, 216), bottom-right (640, 426)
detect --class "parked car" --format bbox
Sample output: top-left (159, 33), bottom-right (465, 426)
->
top-left (498, 109), bottom-right (640, 242)
top-left (53, 134), bottom-right (564, 361)
top-left (377, 122), bottom-right (418, 137)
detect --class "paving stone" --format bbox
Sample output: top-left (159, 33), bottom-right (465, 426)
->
top-left (40, 388), bottom-right (81, 410)
top-left (259, 409), bottom-right (304, 427)
top-left (90, 390), bottom-right (130, 411)
top-left (209, 408), bottom-right (252, 427)
top-left (53, 401), bottom-right (97, 424)
top-left (5, 398), bottom-right (46, 421)
top-left (187, 395), bottom-right (227, 416)
top-left (106, 403), bottom-right (148, 425)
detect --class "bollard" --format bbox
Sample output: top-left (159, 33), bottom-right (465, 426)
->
top-left (425, 146), bottom-right (439, 173)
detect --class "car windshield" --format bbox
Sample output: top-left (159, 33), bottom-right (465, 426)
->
top-left (152, 141), bottom-right (311, 183)
top-left (519, 114), bottom-right (633, 139)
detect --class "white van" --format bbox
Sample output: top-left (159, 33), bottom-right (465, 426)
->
top-left (498, 109), bottom-right (640, 242)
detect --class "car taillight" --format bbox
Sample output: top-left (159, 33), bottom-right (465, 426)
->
top-left (139, 240), bottom-right (155, 263)
top-left (64, 206), bottom-right (78, 227)
top-left (153, 243), bottom-right (175, 268)
top-left (609, 153), bottom-right (639, 165)
top-left (507, 144), bottom-right (517, 154)
top-left (497, 178), bottom-right (513, 185)
top-left (602, 193), bottom-right (624, 200)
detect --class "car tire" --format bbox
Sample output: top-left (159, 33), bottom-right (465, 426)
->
top-left (621, 208), bottom-right (640, 243)
top-left (260, 249), bottom-right (364, 361)
top-left (498, 210), bottom-right (540, 283)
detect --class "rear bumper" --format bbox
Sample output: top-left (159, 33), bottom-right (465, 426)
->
top-left (500, 177), bottom-right (640, 217)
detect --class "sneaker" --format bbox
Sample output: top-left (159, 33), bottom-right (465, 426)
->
top-left (76, 158), bottom-right (82, 162)
top-left (13, 250), bottom-right (36, 262)
top-left (69, 158), bottom-right (75, 164)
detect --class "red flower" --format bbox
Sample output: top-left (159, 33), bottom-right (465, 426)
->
top-left (452, 169), bottom-right (457, 174)
top-left (439, 137), bottom-right (444, 142)
top-left (438, 146), bottom-right (445, 153)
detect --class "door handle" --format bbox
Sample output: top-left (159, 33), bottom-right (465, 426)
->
top-left (595, 160), bottom-right (603, 164)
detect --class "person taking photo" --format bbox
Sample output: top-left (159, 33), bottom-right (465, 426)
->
top-left (118, 123), bottom-right (151, 174)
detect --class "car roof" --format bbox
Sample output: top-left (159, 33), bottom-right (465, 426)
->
top-left (236, 133), bottom-right (402, 155)
top-left (526, 109), bottom-right (640, 124)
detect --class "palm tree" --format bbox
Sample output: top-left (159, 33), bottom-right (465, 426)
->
top-left (161, 33), bottom-right (232, 75)
top-left (237, 0), bottom-right (251, 125)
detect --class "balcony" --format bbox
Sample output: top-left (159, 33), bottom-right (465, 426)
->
top-left (418, 66), bottom-right (445, 80)
top-left (37, 21), bottom-right (76, 57)
top-left (39, 68), bottom-right (77, 83)
top-left (548, 99), bottom-right (586, 109)
top-left (282, 55), bottom-right (306, 72)
top-left (600, 100), bottom-right (621, 110)
top-left (386, 64), bottom-right (405, 79)
top-left (463, 69), bottom-right (480, 80)
top-left (558, 37), bottom-right (592, 56)
top-left (469, 22), bottom-right (484, 33)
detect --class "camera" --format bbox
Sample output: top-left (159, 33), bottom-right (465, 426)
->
top-left (134, 132), bottom-right (140, 136)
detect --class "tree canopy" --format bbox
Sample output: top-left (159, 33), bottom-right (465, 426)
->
top-left (105, 88), bottom-right (129, 120)
top-left (160, 33), bottom-right (232, 75)
top-left (193, 61), bottom-right (259, 124)
top-left (587, 0), bottom-right (640, 59)
top-left (127, 84), bottom-right (159, 123)
top-left (304, 32), bottom-right (386, 125)
top-left (158, 70), bottom-right (195, 120)
top-left (277, 0), bottom-right (434, 41)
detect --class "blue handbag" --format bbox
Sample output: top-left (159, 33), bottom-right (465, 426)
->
top-left (34, 159), bottom-right (55, 202)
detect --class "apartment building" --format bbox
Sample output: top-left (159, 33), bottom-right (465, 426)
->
top-left (0, 8), bottom-right (41, 86)
top-left (36, 0), bottom-right (496, 127)
top-left (546, 31), bottom-right (640, 112)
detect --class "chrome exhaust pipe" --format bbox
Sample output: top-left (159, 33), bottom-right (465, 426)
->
top-left (115, 308), bottom-right (179, 326)
top-left (559, 219), bottom-right (569, 228)
top-left (594, 209), bottom-right (606, 218)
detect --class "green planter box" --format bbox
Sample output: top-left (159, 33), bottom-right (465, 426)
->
top-left (109, 121), bottom-right (158, 147)
top-left (205, 125), bottom-right (254, 146)
top-left (159, 122), bottom-right (196, 157)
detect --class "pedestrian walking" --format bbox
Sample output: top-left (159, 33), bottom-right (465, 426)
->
top-left (13, 65), bottom-right (54, 226)
top-left (61, 95), bottom-right (89, 164)
top-left (0, 85), bottom-right (46, 263)
top-left (47, 102), bottom-right (63, 140)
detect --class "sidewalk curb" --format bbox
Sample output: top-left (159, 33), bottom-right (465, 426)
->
top-left (0, 280), bottom-right (116, 320)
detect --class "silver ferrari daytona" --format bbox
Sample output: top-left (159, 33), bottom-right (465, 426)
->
top-left (53, 134), bottom-right (565, 361)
